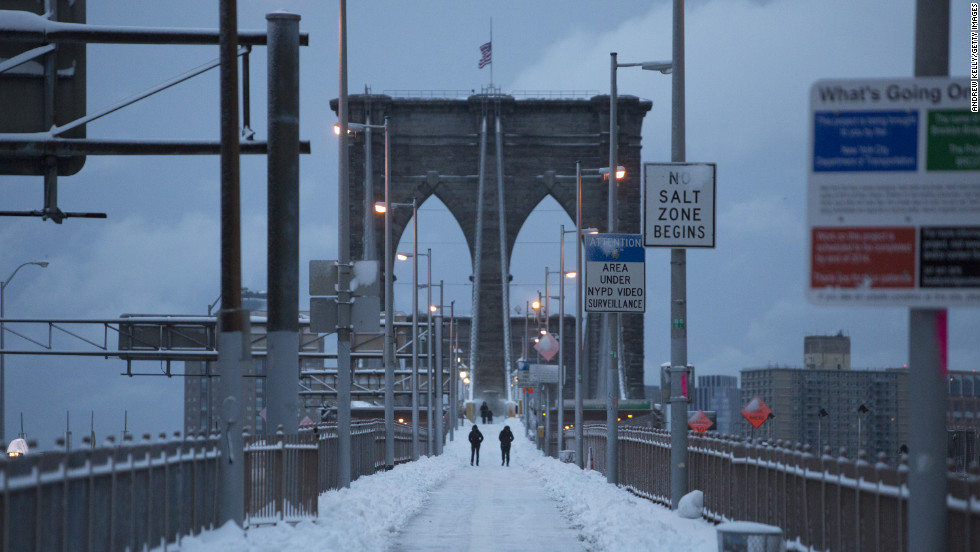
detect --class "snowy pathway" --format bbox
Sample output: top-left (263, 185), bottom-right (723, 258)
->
top-left (173, 417), bottom-right (718, 551)
top-left (389, 422), bottom-right (586, 551)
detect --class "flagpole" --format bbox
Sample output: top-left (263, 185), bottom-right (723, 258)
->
top-left (489, 18), bottom-right (493, 90)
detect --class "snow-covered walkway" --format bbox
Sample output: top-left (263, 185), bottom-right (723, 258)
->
top-left (173, 417), bottom-right (719, 551)
top-left (388, 423), bottom-right (586, 551)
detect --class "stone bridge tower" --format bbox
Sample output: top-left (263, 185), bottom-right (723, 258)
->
top-left (333, 93), bottom-right (652, 401)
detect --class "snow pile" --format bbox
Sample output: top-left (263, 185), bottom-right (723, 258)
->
top-left (677, 490), bottom-right (705, 519)
top-left (176, 451), bottom-right (462, 551)
top-left (525, 452), bottom-right (717, 552)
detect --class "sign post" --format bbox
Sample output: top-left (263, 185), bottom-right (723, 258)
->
top-left (808, 75), bottom-right (978, 552)
top-left (645, 161), bottom-right (716, 510)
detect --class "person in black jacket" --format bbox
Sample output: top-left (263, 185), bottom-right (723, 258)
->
top-left (479, 401), bottom-right (489, 424)
top-left (498, 425), bottom-right (514, 466)
top-left (468, 424), bottom-right (484, 466)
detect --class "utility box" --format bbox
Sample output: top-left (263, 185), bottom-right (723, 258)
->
top-left (716, 522), bottom-right (784, 552)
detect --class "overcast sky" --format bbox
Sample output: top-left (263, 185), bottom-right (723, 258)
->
top-left (1, 0), bottom-right (977, 449)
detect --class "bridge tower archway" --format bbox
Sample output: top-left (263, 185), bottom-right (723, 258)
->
top-left (335, 93), bottom-right (651, 400)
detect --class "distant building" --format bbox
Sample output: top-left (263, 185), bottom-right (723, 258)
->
top-left (804, 332), bottom-right (851, 371)
top-left (947, 370), bottom-right (980, 471)
top-left (736, 333), bottom-right (910, 462)
top-left (739, 365), bottom-right (908, 462)
top-left (694, 375), bottom-right (740, 434)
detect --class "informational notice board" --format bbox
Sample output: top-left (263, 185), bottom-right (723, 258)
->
top-left (807, 77), bottom-right (979, 307)
top-left (584, 233), bottom-right (646, 313)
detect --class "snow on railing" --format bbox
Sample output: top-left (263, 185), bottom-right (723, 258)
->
top-left (581, 422), bottom-right (980, 552)
top-left (0, 432), bottom-right (220, 552)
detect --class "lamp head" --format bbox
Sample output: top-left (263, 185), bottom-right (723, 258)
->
top-left (396, 253), bottom-right (409, 261)
top-left (531, 300), bottom-right (540, 310)
top-left (37, 262), bottom-right (49, 268)
top-left (640, 61), bottom-right (673, 74)
top-left (599, 166), bottom-right (626, 180)
top-left (374, 203), bottom-right (387, 214)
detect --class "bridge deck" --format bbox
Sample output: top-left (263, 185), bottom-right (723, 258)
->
top-left (389, 421), bottom-right (585, 551)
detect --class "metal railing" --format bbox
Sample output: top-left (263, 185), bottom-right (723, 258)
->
top-left (244, 432), bottom-right (318, 525)
top-left (0, 434), bottom-right (219, 552)
top-left (0, 418), bottom-right (443, 550)
top-left (582, 422), bottom-right (980, 552)
top-left (305, 420), bottom-right (428, 492)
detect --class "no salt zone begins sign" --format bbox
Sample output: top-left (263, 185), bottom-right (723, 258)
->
top-left (585, 233), bottom-right (646, 313)
top-left (644, 163), bottom-right (717, 248)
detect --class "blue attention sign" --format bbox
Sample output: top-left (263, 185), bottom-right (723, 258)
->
top-left (584, 234), bottom-right (646, 313)
top-left (813, 110), bottom-right (918, 172)
top-left (585, 233), bottom-right (645, 263)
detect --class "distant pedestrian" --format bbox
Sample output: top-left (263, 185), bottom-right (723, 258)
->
top-left (480, 401), bottom-right (489, 424)
top-left (499, 425), bottom-right (514, 466)
top-left (468, 425), bottom-right (484, 466)
top-left (487, 409), bottom-right (494, 424)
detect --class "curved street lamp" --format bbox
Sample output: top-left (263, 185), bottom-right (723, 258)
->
top-left (1, 261), bottom-right (49, 444)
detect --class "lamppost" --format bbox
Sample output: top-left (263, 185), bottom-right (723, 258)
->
top-left (818, 408), bottom-right (829, 455)
top-left (543, 266), bottom-right (573, 454)
top-left (376, 194), bottom-right (419, 467)
top-left (396, 232), bottom-right (424, 460)
top-left (358, 116), bottom-right (397, 470)
top-left (538, 165), bottom-right (614, 468)
top-left (422, 278), bottom-right (443, 455)
top-left (606, 53), bottom-right (672, 487)
top-left (610, 48), bottom-right (677, 496)
top-left (411, 249), bottom-right (435, 455)
top-left (429, 286), bottom-right (449, 455)
top-left (557, 226), bottom-right (579, 456)
top-left (1, 261), bottom-right (49, 445)
top-left (523, 299), bottom-right (540, 436)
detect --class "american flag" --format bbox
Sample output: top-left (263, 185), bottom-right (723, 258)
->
top-left (478, 41), bottom-right (492, 69)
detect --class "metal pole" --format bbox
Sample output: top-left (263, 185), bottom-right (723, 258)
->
top-left (336, 0), bottom-right (353, 488)
top-left (524, 301), bottom-right (531, 437)
top-left (435, 282), bottom-right (444, 455)
top-left (362, 104), bottom-right (376, 262)
top-left (426, 249), bottom-right (433, 455)
top-left (909, 1), bottom-right (949, 547)
top-left (449, 300), bottom-right (456, 440)
top-left (383, 117), bottom-right (395, 470)
top-left (544, 267), bottom-right (550, 335)
top-left (605, 51), bottom-right (619, 485)
top-left (217, 0), bottom-right (246, 526)
top-left (2, 276), bottom-right (7, 445)
top-left (669, 0), bottom-right (689, 510)
top-left (558, 227), bottom-right (566, 456)
top-left (574, 163), bottom-right (585, 468)
top-left (410, 199), bottom-right (420, 460)
top-left (265, 11), bottom-right (300, 436)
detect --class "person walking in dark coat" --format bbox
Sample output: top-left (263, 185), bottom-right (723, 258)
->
top-left (499, 425), bottom-right (514, 466)
top-left (468, 425), bottom-right (484, 466)
top-left (479, 401), bottom-right (489, 424)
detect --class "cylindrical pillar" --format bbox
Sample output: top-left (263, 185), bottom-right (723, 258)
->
top-left (265, 10), bottom-right (301, 436)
